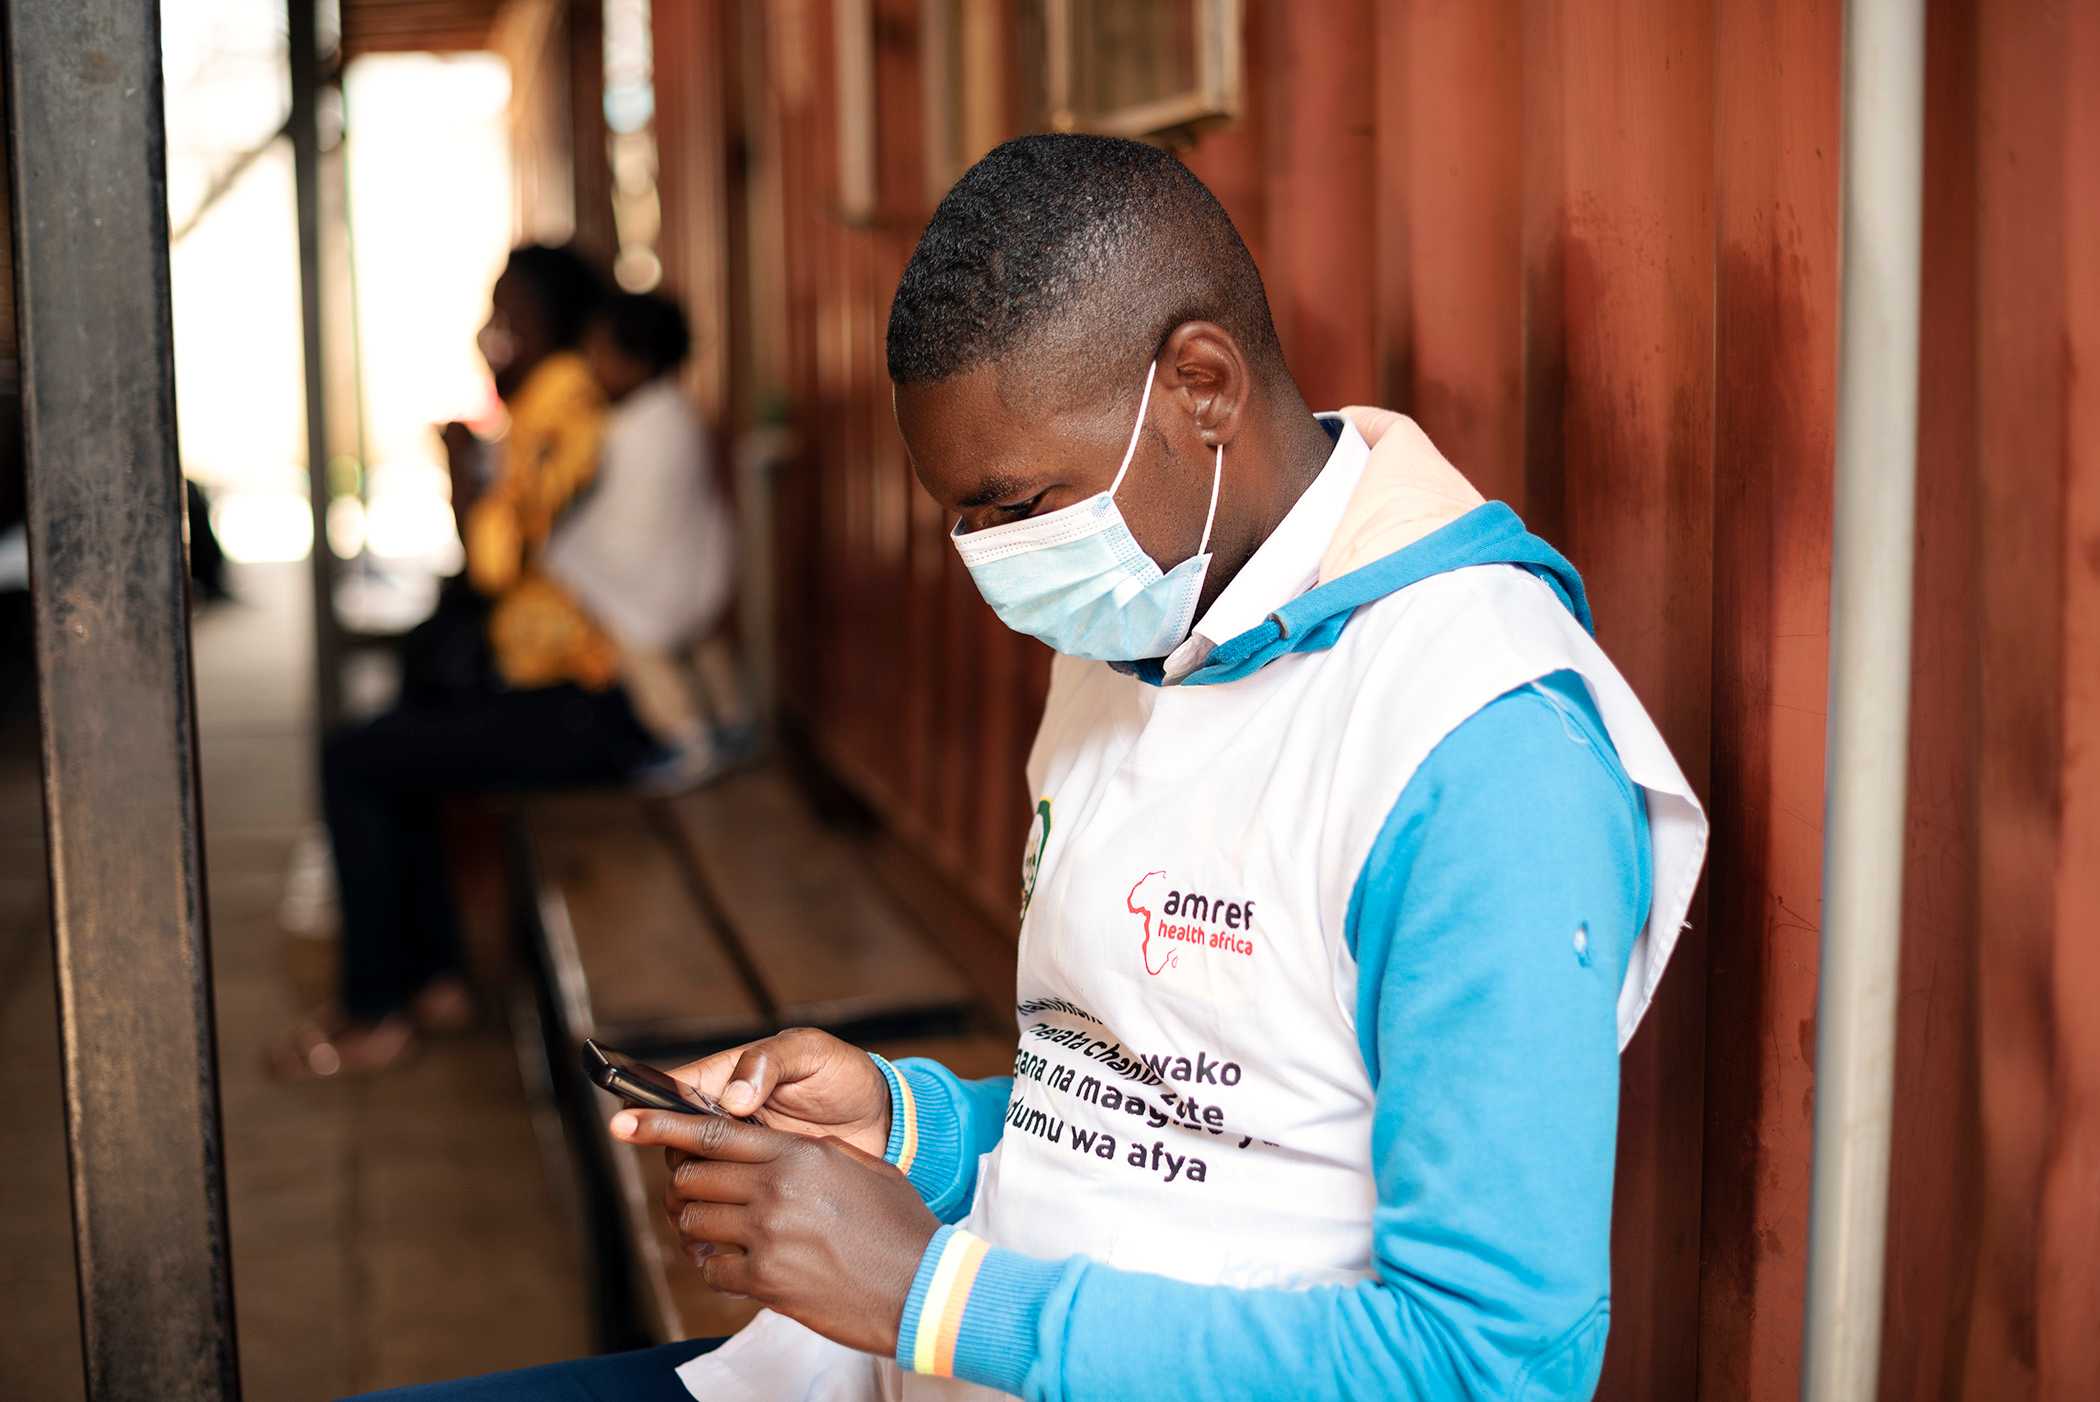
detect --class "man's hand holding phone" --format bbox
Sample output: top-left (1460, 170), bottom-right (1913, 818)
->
top-left (655, 1026), bottom-right (895, 1158)
top-left (594, 1031), bottom-right (934, 1357)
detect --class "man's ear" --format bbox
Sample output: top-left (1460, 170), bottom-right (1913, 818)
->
top-left (1157, 322), bottom-right (1249, 449)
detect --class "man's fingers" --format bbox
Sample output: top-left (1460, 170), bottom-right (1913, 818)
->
top-left (716, 1042), bottom-right (780, 1117)
top-left (719, 1030), bottom-right (833, 1117)
top-left (662, 1156), bottom-right (760, 1214)
top-left (671, 1200), bottom-right (754, 1250)
top-left (610, 1109), bottom-right (781, 1161)
top-left (668, 1028), bottom-right (828, 1117)
top-left (724, 1027), bottom-right (842, 1116)
top-left (663, 1047), bottom-right (741, 1100)
top-left (698, 1246), bottom-right (754, 1298)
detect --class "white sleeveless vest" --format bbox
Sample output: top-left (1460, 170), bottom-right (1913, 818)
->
top-left (885, 562), bottom-right (1706, 1401)
top-left (681, 563), bottom-right (1706, 1402)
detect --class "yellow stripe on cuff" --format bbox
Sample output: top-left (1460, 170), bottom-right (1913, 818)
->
top-left (911, 1229), bottom-right (987, 1377)
top-left (894, 1066), bottom-right (919, 1175)
top-left (933, 1235), bottom-right (990, 1377)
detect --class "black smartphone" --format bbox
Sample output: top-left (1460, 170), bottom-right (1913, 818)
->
top-left (581, 1038), bottom-right (757, 1120)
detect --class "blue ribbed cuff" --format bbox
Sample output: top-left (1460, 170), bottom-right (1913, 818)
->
top-left (896, 1224), bottom-right (961, 1373)
top-left (872, 1055), bottom-right (972, 1217)
top-left (872, 1053), bottom-right (909, 1162)
top-left (896, 1227), bottom-right (1061, 1393)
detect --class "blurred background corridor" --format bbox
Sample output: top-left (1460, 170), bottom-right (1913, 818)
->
top-left (1, 2), bottom-right (2095, 1399)
top-left (1, 564), bottom-right (587, 1399)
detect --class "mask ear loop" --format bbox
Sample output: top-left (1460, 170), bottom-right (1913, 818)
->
top-left (1106, 361), bottom-right (1158, 498)
top-left (1196, 442), bottom-right (1223, 556)
top-left (1107, 360), bottom-right (1220, 557)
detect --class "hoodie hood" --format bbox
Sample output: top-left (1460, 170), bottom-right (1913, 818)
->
top-left (1174, 409), bottom-right (1590, 688)
top-left (1318, 407), bottom-right (1490, 580)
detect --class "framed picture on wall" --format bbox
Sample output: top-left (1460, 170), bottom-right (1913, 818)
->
top-left (1024, 0), bottom-right (1242, 140)
top-left (922, 1), bottom-right (1241, 204)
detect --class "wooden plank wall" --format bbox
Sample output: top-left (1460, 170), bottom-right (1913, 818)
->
top-left (651, 1), bottom-right (2099, 1396)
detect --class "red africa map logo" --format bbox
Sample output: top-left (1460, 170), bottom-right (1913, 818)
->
top-left (1126, 871), bottom-right (1177, 975)
top-left (1126, 871), bottom-right (1259, 977)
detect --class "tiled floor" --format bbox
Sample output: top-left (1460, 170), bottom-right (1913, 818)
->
top-left (0, 564), bottom-right (589, 1400)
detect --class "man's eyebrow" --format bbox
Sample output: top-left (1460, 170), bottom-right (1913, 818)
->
top-left (959, 473), bottom-right (1036, 509)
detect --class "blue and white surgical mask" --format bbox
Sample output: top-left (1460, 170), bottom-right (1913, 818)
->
top-left (952, 362), bottom-right (1221, 662)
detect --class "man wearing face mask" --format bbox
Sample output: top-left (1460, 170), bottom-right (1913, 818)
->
top-left (362, 138), bottom-right (1707, 1402)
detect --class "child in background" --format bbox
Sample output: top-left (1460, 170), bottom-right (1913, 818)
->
top-left (546, 290), bottom-right (756, 790)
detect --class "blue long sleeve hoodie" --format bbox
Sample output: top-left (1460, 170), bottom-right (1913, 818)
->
top-left (869, 435), bottom-right (1657, 1400)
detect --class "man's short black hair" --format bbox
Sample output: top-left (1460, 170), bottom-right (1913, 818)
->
top-left (886, 134), bottom-right (1283, 393)
top-left (505, 243), bottom-right (606, 349)
top-left (594, 290), bottom-right (693, 375)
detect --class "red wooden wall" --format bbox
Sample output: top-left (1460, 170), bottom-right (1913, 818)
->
top-left (651, 1), bottom-right (2100, 1396)
top-left (715, 0), bottom-right (1056, 938)
top-left (1885, 3), bottom-right (2100, 1397)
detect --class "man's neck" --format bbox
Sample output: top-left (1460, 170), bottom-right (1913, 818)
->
top-left (1194, 399), bottom-right (1337, 619)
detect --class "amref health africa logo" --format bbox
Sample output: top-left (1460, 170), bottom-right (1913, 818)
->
top-left (1125, 871), bottom-right (1259, 976)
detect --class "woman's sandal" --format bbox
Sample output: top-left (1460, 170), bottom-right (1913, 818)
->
top-left (410, 977), bottom-right (479, 1037)
top-left (266, 1012), bottom-right (418, 1081)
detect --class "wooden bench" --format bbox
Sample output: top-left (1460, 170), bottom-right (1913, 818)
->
top-left (508, 763), bottom-right (1013, 1349)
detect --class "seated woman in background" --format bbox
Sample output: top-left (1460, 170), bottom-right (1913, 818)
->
top-left (549, 289), bottom-right (755, 792)
top-left (272, 245), bottom-right (677, 1080)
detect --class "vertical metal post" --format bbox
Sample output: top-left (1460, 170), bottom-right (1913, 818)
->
top-left (290, 0), bottom-right (344, 735)
top-left (1801, 0), bottom-right (1926, 1397)
top-left (2, 3), bottom-right (242, 1399)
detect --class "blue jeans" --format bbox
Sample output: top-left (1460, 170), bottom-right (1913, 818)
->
top-left (342, 1339), bottom-right (720, 1400)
